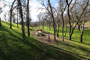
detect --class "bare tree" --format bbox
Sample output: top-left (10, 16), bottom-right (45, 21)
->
top-left (10, 0), bottom-right (16, 29)
top-left (59, 0), bottom-right (67, 41)
top-left (80, 0), bottom-right (89, 43)
top-left (17, 5), bottom-right (19, 28)
top-left (48, 0), bottom-right (56, 41)
top-left (26, 0), bottom-right (30, 37)
top-left (17, 0), bottom-right (25, 39)
top-left (66, 0), bottom-right (73, 40)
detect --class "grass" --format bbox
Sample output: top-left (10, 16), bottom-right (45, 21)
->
top-left (0, 21), bottom-right (81, 60)
top-left (35, 26), bottom-right (90, 59)
top-left (38, 26), bottom-right (90, 45)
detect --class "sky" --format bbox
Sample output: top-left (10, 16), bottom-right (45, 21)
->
top-left (0, 0), bottom-right (59, 22)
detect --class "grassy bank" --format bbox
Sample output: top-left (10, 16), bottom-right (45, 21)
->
top-left (0, 21), bottom-right (81, 60)
top-left (35, 26), bottom-right (90, 59)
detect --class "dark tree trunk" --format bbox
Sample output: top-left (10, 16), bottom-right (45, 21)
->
top-left (80, 20), bottom-right (84, 43)
top-left (17, 7), bottom-right (19, 28)
top-left (69, 25), bottom-right (72, 40)
top-left (57, 23), bottom-right (59, 37)
top-left (0, 18), bottom-right (1, 26)
top-left (26, 0), bottom-right (30, 37)
top-left (68, 7), bottom-right (72, 40)
top-left (78, 24), bottom-right (81, 31)
top-left (66, 0), bottom-right (72, 40)
top-left (48, 0), bottom-right (56, 41)
top-left (10, 0), bottom-right (16, 29)
top-left (18, 0), bottom-right (25, 39)
top-left (10, 9), bottom-right (12, 29)
top-left (69, 21), bottom-right (79, 40)
top-left (13, 17), bottom-right (15, 23)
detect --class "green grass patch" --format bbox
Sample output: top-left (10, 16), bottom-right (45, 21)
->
top-left (0, 21), bottom-right (81, 60)
top-left (36, 26), bottom-right (90, 59)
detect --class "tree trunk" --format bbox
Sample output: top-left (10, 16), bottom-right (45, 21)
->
top-left (18, 0), bottom-right (25, 39)
top-left (61, 13), bottom-right (64, 41)
top-left (57, 23), bottom-right (59, 37)
top-left (78, 24), bottom-right (81, 31)
top-left (17, 7), bottom-right (19, 28)
top-left (10, 9), bottom-right (12, 29)
top-left (67, 3), bottom-right (72, 40)
top-left (13, 17), bottom-right (15, 23)
top-left (48, 0), bottom-right (56, 41)
top-left (0, 18), bottom-right (1, 26)
top-left (10, 0), bottom-right (16, 29)
top-left (69, 24), bottom-right (72, 40)
top-left (26, 0), bottom-right (30, 37)
top-left (80, 20), bottom-right (84, 43)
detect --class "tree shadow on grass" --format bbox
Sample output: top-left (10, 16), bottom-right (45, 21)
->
top-left (56, 40), bottom-right (90, 59)
top-left (0, 26), bottom-right (81, 60)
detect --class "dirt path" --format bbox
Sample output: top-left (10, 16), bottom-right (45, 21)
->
top-left (32, 31), bottom-right (73, 46)
top-left (32, 31), bottom-right (90, 60)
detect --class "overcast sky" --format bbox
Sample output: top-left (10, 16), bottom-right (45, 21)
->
top-left (0, 0), bottom-right (59, 22)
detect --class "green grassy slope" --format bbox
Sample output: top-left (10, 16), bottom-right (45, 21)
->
top-left (39, 26), bottom-right (90, 45)
top-left (35, 26), bottom-right (90, 59)
top-left (0, 21), bottom-right (80, 60)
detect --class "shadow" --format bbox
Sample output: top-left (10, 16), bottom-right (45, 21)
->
top-left (0, 49), bottom-right (10, 60)
top-left (0, 25), bottom-right (81, 60)
top-left (56, 40), bottom-right (90, 59)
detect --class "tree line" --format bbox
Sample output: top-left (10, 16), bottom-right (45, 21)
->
top-left (36, 0), bottom-right (90, 43)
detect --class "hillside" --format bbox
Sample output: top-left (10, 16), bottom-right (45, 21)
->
top-left (0, 21), bottom-right (81, 60)
top-left (33, 26), bottom-right (90, 59)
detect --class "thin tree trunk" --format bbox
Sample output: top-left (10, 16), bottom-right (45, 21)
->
top-left (0, 18), bottom-right (1, 26)
top-left (13, 16), bottom-right (15, 23)
top-left (10, 9), bottom-right (12, 29)
top-left (18, 0), bottom-right (25, 39)
top-left (66, 0), bottom-right (72, 40)
top-left (17, 7), bottom-right (19, 28)
top-left (78, 24), bottom-right (81, 31)
top-left (26, 0), bottom-right (30, 37)
top-left (48, 0), bottom-right (56, 41)
top-left (80, 20), bottom-right (84, 43)
top-left (10, 0), bottom-right (16, 29)
top-left (57, 23), bottom-right (59, 37)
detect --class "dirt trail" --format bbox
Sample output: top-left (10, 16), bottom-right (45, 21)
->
top-left (32, 30), bottom-right (73, 46)
top-left (32, 31), bottom-right (90, 60)
top-left (32, 31), bottom-right (77, 47)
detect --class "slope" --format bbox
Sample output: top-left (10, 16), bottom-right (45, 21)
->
top-left (0, 21), bottom-right (80, 60)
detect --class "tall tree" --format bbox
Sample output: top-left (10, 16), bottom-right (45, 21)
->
top-left (80, 0), bottom-right (89, 43)
top-left (69, 0), bottom-right (89, 41)
top-left (26, 0), bottom-right (30, 37)
top-left (17, 0), bottom-right (25, 39)
top-left (59, 0), bottom-right (67, 41)
top-left (66, 0), bottom-right (73, 40)
top-left (10, 0), bottom-right (16, 29)
top-left (48, 0), bottom-right (56, 41)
